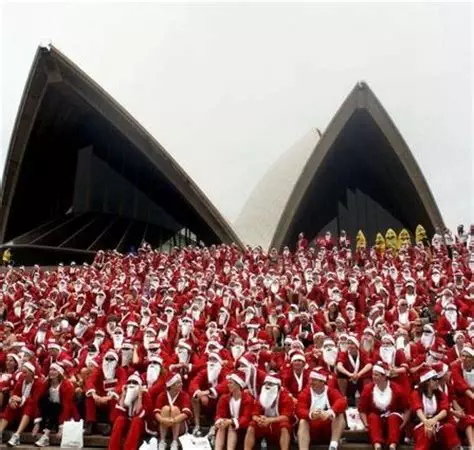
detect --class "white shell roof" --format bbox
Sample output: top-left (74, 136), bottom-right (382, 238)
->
top-left (234, 129), bottom-right (320, 249)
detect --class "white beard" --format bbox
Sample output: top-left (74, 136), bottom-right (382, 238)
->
top-left (432, 275), bottom-right (440, 285)
top-left (126, 326), bottom-right (135, 338)
top-left (398, 310), bottom-right (409, 324)
top-left (124, 385), bottom-right (139, 408)
top-left (121, 350), bottom-right (133, 367)
top-left (396, 336), bottom-right (406, 350)
top-left (102, 360), bottom-right (117, 380)
top-left (362, 339), bottom-right (373, 353)
top-left (141, 316), bottom-right (150, 327)
top-left (323, 348), bottom-right (338, 366)
top-left (192, 310), bottom-right (201, 321)
top-left (245, 313), bottom-right (254, 324)
top-left (36, 330), bottom-right (46, 344)
top-left (259, 385), bottom-right (279, 409)
top-left (231, 345), bottom-right (245, 360)
top-left (113, 335), bottom-right (124, 350)
top-left (207, 362), bottom-right (222, 387)
top-left (206, 328), bottom-right (218, 340)
top-left (177, 349), bottom-right (189, 364)
top-left (288, 311), bottom-right (296, 323)
top-left (218, 312), bottom-right (228, 327)
top-left (85, 352), bottom-right (97, 368)
top-left (158, 327), bottom-right (168, 341)
top-left (445, 312), bottom-right (457, 329)
top-left (143, 336), bottom-right (153, 350)
top-left (165, 312), bottom-right (174, 324)
top-left (181, 323), bottom-right (192, 338)
top-left (380, 346), bottom-right (395, 365)
top-left (93, 337), bottom-right (104, 350)
top-left (406, 294), bottom-right (416, 307)
top-left (373, 384), bottom-right (392, 411)
top-left (146, 364), bottom-right (161, 387)
top-left (14, 306), bottom-right (21, 318)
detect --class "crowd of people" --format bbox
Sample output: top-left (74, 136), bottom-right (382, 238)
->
top-left (0, 224), bottom-right (473, 450)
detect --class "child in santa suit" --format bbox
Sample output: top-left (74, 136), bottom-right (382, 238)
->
top-left (410, 368), bottom-right (461, 450)
top-left (0, 362), bottom-right (43, 447)
top-left (215, 371), bottom-right (254, 450)
top-left (243, 375), bottom-right (293, 450)
top-left (296, 369), bottom-right (347, 450)
top-left (108, 373), bottom-right (152, 450)
top-left (359, 362), bottom-right (410, 450)
top-left (154, 373), bottom-right (192, 450)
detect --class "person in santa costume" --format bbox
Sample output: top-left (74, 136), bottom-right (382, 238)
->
top-left (190, 352), bottom-right (230, 436)
top-left (410, 367), bottom-right (461, 450)
top-left (0, 353), bottom-right (20, 411)
top-left (215, 371), bottom-right (254, 450)
top-left (243, 375), bottom-right (293, 450)
top-left (0, 362), bottom-right (43, 447)
top-left (84, 349), bottom-right (126, 435)
top-left (108, 372), bottom-right (152, 450)
top-left (358, 361), bottom-right (410, 450)
top-left (296, 368), bottom-right (347, 450)
top-left (281, 352), bottom-right (310, 401)
top-left (154, 373), bottom-right (192, 450)
top-left (236, 353), bottom-right (266, 399)
top-left (33, 363), bottom-right (76, 447)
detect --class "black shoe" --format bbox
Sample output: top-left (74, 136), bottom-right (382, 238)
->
top-left (102, 424), bottom-right (111, 436)
top-left (84, 422), bottom-right (93, 436)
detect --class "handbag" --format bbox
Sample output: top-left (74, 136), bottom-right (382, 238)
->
top-left (60, 419), bottom-right (84, 448)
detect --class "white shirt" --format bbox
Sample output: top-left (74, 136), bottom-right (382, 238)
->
top-left (229, 397), bottom-right (241, 419)
top-left (310, 386), bottom-right (330, 414)
top-left (49, 384), bottom-right (61, 403)
top-left (422, 394), bottom-right (437, 417)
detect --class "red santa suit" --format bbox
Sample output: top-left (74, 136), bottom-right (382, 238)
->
top-left (84, 351), bottom-right (126, 424)
top-left (249, 377), bottom-right (294, 442)
top-left (281, 365), bottom-right (310, 399)
top-left (295, 371), bottom-right (347, 443)
top-left (215, 373), bottom-right (254, 431)
top-left (450, 355), bottom-right (474, 417)
top-left (108, 373), bottom-right (153, 450)
top-left (411, 370), bottom-right (460, 450)
top-left (359, 368), bottom-right (408, 446)
top-left (153, 377), bottom-right (192, 423)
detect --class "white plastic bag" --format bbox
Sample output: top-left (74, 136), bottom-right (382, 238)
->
top-left (346, 407), bottom-right (365, 431)
top-left (179, 433), bottom-right (212, 450)
top-left (60, 419), bottom-right (84, 448)
top-left (139, 437), bottom-right (158, 450)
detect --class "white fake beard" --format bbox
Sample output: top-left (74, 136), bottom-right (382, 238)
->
top-left (158, 327), bottom-right (168, 341)
top-left (347, 312), bottom-right (355, 322)
top-left (141, 316), bottom-right (151, 327)
top-left (323, 348), bottom-right (338, 366)
top-left (165, 312), bottom-right (174, 324)
top-left (207, 362), bottom-right (222, 386)
top-left (445, 311), bottom-right (457, 328)
top-left (102, 360), bottom-right (117, 380)
top-left (231, 345), bottom-right (245, 360)
top-left (181, 323), bottom-right (192, 338)
top-left (259, 385), bottom-right (279, 409)
top-left (206, 328), bottom-right (218, 340)
top-left (146, 364), bottom-right (161, 387)
top-left (36, 330), bottom-right (46, 344)
top-left (349, 282), bottom-right (358, 294)
top-left (93, 337), bottom-right (104, 349)
top-left (432, 275), bottom-right (440, 285)
top-left (113, 334), bottom-right (124, 350)
top-left (245, 313), bottom-right (254, 324)
top-left (177, 349), bottom-right (189, 364)
top-left (143, 336), bottom-right (153, 350)
top-left (14, 306), bottom-right (21, 318)
top-left (380, 346), bottom-right (395, 365)
top-left (126, 326), bottom-right (135, 338)
top-left (121, 350), bottom-right (133, 367)
top-left (395, 336), bottom-right (406, 350)
top-left (421, 333), bottom-right (434, 349)
top-left (270, 284), bottom-right (279, 295)
top-left (85, 352), bottom-right (97, 368)
top-left (192, 310), bottom-right (201, 321)
top-left (218, 313), bottom-right (228, 327)
top-left (361, 339), bottom-right (373, 352)
top-left (124, 385), bottom-right (139, 408)
top-left (288, 311), bottom-right (296, 324)
top-left (106, 322), bottom-right (116, 336)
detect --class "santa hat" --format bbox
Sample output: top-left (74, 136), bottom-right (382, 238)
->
top-left (22, 345), bottom-right (35, 356)
top-left (309, 369), bottom-right (328, 382)
top-left (363, 328), bottom-right (376, 337)
top-left (227, 370), bottom-right (246, 388)
top-left (423, 325), bottom-right (435, 334)
top-left (419, 368), bottom-right (438, 384)
top-left (462, 347), bottom-right (474, 358)
top-left (263, 375), bottom-right (281, 386)
top-left (50, 363), bottom-right (65, 376)
top-left (432, 362), bottom-right (449, 379)
top-left (166, 373), bottom-right (182, 388)
top-left (177, 340), bottom-right (192, 351)
top-left (291, 352), bottom-right (306, 363)
top-left (95, 329), bottom-right (105, 337)
top-left (127, 321), bottom-right (139, 328)
top-left (48, 342), bottom-right (61, 351)
top-left (283, 337), bottom-right (294, 345)
top-left (453, 331), bottom-right (465, 342)
top-left (323, 338), bottom-right (336, 347)
top-left (4, 321), bottom-right (14, 329)
top-left (145, 327), bottom-right (157, 336)
top-left (127, 372), bottom-right (143, 386)
top-left (429, 342), bottom-right (447, 360)
top-left (104, 350), bottom-right (119, 361)
top-left (347, 335), bottom-right (360, 348)
top-left (381, 335), bottom-right (395, 345)
top-left (373, 361), bottom-right (389, 376)
top-left (121, 341), bottom-right (134, 350)
top-left (148, 356), bottom-right (163, 365)
top-left (239, 353), bottom-right (257, 367)
top-left (23, 361), bottom-right (35, 374)
top-left (7, 353), bottom-right (20, 366)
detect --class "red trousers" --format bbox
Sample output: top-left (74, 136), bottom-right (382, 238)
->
top-left (1, 400), bottom-right (36, 423)
top-left (85, 397), bottom-right (117, 423)
top-left (413, 422), bottom-right (460, 450)
top-left (249, 420), bottom-right (291, 443)
top-left (309, 418), bottom-right (332, 443)
top-left (367, 413), bottom-right (403, 445)
top-left (108, 415), bottom-right (145, 450)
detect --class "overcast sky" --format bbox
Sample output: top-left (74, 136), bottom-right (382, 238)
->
top-left (1, 2), bottom-right (473, 234)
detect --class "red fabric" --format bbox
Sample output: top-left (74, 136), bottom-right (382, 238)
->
top-left (413, 422), bottom-right (460, 450)
top-left (215, 391), bottom-right (254, 430)
top-left (295, 386), bottom-right (347, 421)
top-left (154, 390), bottom-right (192, 419)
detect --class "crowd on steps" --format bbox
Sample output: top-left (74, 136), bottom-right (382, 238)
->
top-left (0, 224), bottom-right (473, 450)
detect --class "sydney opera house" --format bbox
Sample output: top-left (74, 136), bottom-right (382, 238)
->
top-left (0, 45), bottom-right (444, 265)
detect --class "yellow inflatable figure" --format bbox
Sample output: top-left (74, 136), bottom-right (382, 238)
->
top-left (385, 229), bottom-right (398, 251)
top-left (398, 229), bottom-right (412, 248)
top-left (415, 225), bottom-right (427, 244)
top-left (375, 233), bottom-right (386, 253)
top-left (356, 230), bottom-right (367, 250)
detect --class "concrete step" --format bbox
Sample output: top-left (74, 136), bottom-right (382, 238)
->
top-left (1, 431), bottom-right (107, 447)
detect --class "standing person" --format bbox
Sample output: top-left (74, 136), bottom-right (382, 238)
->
top-left (410, 368), bottom-right (461, 450)
top-left (34, 363), bottom-right (76, 447)
top-left (358, 362), bottom-right (410, 450)
top-left (154, 373), bottom-right (192, 450)
top-left (296, 369), bottom-right (347, 450)
top-left (215, 371), bottom-right (254, 450)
